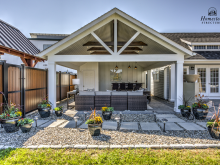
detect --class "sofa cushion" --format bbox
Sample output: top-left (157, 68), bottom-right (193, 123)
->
top-left (96, 91), bottom-right (111, 95)
top-left (112, 91), bottom-right (127, 96)
top-left (79, 91), bottom-right (95, 96)
top-left (127, 91), bottom-right (143, 95)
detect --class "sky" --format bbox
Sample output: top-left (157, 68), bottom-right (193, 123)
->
top-left (0, 0), bottom-right (220, 37)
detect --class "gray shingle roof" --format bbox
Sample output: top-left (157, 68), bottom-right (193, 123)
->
top-left (181, 37), bottom-right (220, 42)
top-left (0, 19), bottom-right (40, 55)
top-left (161, 33), bottom-right (220, 51)
top-left (187, 51), bottom-right (220, 60)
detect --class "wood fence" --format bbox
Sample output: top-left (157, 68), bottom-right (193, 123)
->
top-left (0, 60), bottom-right (76, 115)
top-left (56, 71), bottom-right (77, 101)
top-left (0, 61), bottom-right (47, 115)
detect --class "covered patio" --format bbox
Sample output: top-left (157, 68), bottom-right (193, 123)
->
top-left (37, 8), bottom-right (194, 112)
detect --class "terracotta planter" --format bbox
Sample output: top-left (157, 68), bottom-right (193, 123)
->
top-left (20, 123), bottom-right (32, 133)
top-left (88, 123), bottom-right (102, 136)
top-left (55, 109), bottom-right (63, 117)
top-left (0, 117), bottom-right (21, 133)
top-left (38, 107), bottom-right (51, 118)
top-left (102, 111), bottom-right (112, 120)
top-left (207, 126), bottom-right (220, 139)
top-left (192, 108), bottom-right (208, 120)
top-left (180, 109), bottom-right (191, 118)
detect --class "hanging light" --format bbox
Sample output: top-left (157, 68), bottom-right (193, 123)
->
top-left (134, 62), bottom-right (137, 69)
top-left (115, 62), bottom-right (118, 69)
top-left (128, 62), bottom-right (131, 69)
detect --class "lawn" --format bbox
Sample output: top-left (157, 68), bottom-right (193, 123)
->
top-left (1, 148), bottom-right (220, 165)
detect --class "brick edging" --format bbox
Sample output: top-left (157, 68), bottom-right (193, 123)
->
top-left (1, 144), bottom-right (220, 149)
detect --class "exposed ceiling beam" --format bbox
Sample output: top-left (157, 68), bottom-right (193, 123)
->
top-left (87, 47), bottom-right (142, 51)
top-left (0, 45), bottom-right (45, 62)
top-left (83, 41), bottom-right (147, 46)
top-left (90, 51), bottom-right (138, 55)
top-left (20, 57), bottom-right (29, 66)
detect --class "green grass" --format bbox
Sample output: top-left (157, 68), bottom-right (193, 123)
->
top-left (1, 148), bottom-right (220, 165)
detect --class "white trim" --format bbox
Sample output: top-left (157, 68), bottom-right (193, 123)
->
top-left (117, 32), bottom-right (140, 55)
top-left (164, 68), bottom-right (167, 99)
top-left (183, 66), bottom-right (189, 74)
top-left (91, 32), bottom-right (114, 55)
top-left (114, 19), bottom-right (117, 53)
top-left (184, 60), bottom-right (220, 64)
top-left (37, 8), bottom-right (193, 58)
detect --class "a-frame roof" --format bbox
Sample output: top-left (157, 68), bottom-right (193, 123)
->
top-left (37, 8), bottom-right (194, 58)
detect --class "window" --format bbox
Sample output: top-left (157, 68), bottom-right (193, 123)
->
top-left (207, 45), bottom-right (219, 49)
top-left (43, 44), bottom-right (52, 50)
top-left (152, 69), bottom-right (159, 82)
top-left (194, 45), bottom-right (206, 49)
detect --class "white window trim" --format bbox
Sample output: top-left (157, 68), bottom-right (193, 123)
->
top-left (183, 66), bottom-right (189, 74)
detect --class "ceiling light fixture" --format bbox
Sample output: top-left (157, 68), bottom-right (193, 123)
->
top-left (135, 62), bottom-right (137, 69)
top-left (128, 62), bottom-right (131, 68)
top-left (115, 62), bottom-right (118, 69)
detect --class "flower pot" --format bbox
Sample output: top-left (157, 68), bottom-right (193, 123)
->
top-left (20, 123), bottom-right (32, 133)
top-left (55, 109), bottom-right (63, 117)
top-left (193, 108), bottom-right (208, 120)
top-left (0, 117), bottom-right (21, 133)
top-left (180, 109), bottom-right (191, 118)
top-left (102, 111), bottom-right (112, 120)
top-left (38, 107), bottom-right (51, 118)
top-left (207, 126), bottom-right (220, 139)
top-left (88, 123), bottom-right (102, 136)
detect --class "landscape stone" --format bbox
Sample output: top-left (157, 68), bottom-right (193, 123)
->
top-left (120, 122), bottom-right (139, 130)
top-left (157, 117), bottom-right (186, 123)
top-left (40, 121), bottom-right (55, 127)
top-left (178, 123), bottom-right (206, 130)
top-left (59, 121), bottom-right (83, 128)
top-left (32, 120), bottom-right (50, 127)
top-left (140, 122), bottom-right (160, 131)
top-left (48, 120), bottom-right (66, 127)
top-left (156, 114), bottom-right (177, 118)
top-left (79, 122), bottom-right (88, 129)
top-left (158, 123), bottom-right (184, 131)
top-left (102, 121), bottom-right (117, 130)
top-left (196, 122), bottom-right (207, 128)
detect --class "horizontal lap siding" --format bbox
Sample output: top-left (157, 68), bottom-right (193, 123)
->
top-left (0, 65), bottom-right (2, 113)
top-left (25, 68), bottom-right (47, 113)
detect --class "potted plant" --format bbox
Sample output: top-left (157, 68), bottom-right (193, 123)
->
top-left (192, 94), bottom-right (209, 120)
top-left (102, 107), bottom-right (114, 120)
top-left (178, 105), bottom-right (191, 118)
top-left (54, 106), bottom-right (63, 117)
top-left (85, 108), bottom-right (103, 136)
top-left (0, 92), bottom-right (22, 133)
top-left (37, 96), bottom-right (52, 118)
top-left (17, 118), bottom-right (34, 133)
top-left (206, 107), bottom-right (220, 139)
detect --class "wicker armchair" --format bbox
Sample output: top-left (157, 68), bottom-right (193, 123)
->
top-left (75, 91), bottom-right (95, 111)
top-left (127, 91), bottom-right (147, 111)
top-left (95, 91), bottom-right (111, 110)
top-left (111, 92), bottom-right (127, 110)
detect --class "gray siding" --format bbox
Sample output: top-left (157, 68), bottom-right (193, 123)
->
top-left (153, 70), bottom-right (164, 98)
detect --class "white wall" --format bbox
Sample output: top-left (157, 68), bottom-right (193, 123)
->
top-left (99, 62), bottom-right (145, 91)
top-left (78, 62), bottom-right (99, 91)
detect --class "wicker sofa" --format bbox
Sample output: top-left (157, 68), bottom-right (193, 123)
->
top-left (75, 91), bottom-right (148, 111)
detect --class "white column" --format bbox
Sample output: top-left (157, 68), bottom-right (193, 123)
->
top-left (147, 70), bottom-right (151, 91)
top-left (48, 61), bottom-right (56, 109)
top-left (174, 61), bottom-right (184, 112)
top-left (114, 19), bottom-right (117, 53)
top-left (169, 64), bottom-right (175, 102)
top-left (164, 68), bottom-right (167, 100)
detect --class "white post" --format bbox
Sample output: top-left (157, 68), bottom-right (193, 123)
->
top-left (48, 61), bottom-right (56, 109)
top-left (174, 61), bottom-right (184, 112)
top-left (169, 64), bottom-right (175, 102)
top-left (164, 68), bottom-right (167, 100)
top-left (147, 70), bottom-right (151, 91)
top-left (114, 19), bottom-right (117, 53)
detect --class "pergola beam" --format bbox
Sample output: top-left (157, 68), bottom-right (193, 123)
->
top-left (83, 41), bottom-right (147, 46)
top-left (87, 47), bottom-right (142, 51)
top-left (91, 51), bottom-right (138, 55)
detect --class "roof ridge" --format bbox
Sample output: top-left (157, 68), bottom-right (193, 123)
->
top-left (0, 19), bottom-right (19, 31)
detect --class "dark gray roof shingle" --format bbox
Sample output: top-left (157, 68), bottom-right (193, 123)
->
top-left (0, 19), bottom-right (40, 55)
top-left (187, 51), bottom-right (220, 60)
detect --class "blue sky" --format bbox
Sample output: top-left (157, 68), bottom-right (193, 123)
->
top-left (0, 0), bottom-right (220, 37)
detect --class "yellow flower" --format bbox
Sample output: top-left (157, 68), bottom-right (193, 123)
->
top-left (47, 104), bottom-right (51, 107)
top-left (102, 107), bottom-right (108, 111)
top-left (15, 111), bottom-right (22, 116)
top-left (95, 116), bottom-right (103, 123)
